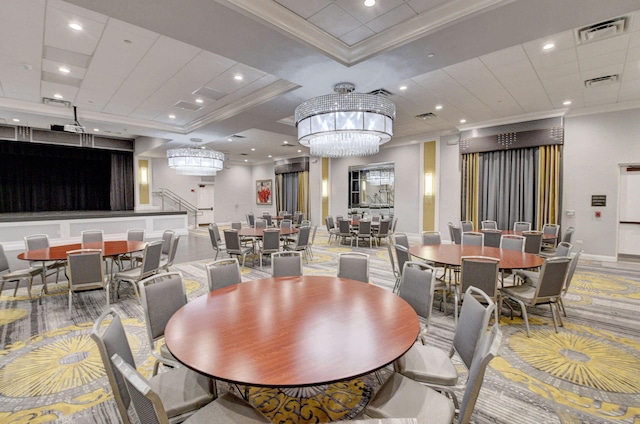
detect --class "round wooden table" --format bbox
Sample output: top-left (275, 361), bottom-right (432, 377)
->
top-left (237, 227), bottom-right (298, 238)
top-left (408, 244), bottom-right (544, 270)
top-left (165, 276), bottom-right (419, 387)
top-left (17, 240), bottom-right (147, 261)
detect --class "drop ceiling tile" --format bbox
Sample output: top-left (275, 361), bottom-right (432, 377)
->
top-left (629, 30), bottom-right (640, 48)
top-left (43, 45), bottom-right (92, 68)
top-left (578, 50), bottom-right (627, 73)
top-left (507, 84), bottom-right (553, 112)
top-left (528, 47), bottom-right (578, 69)
top-left (536, 61), bottom-right (581, 80)
top-left (619, 80), bottom-right (640, 99)
top-left (540, 76), bottom-right (584, 93)
top-left (523, 30), bottom-right (576, 57)
top-left (577, 34), bottom-right (630, 60)
top-left (626, 45), bottom-right (640, 61)
top-left (42, 58), bottom-right (86, 79)
top-left (582, 83), bottom-right (620, 104)
top-left (204, 63), bottom-right (266, 94)
top-left (622, 59), bottom-right (640, 80)
top-left (273, 0), bottom-right (332, 19)
top-left (580, 63), bottom-right (624, 81)
top-left (335, 0), bottom-right (406, 24)
top-left (490, 60), bottom-right (539, 85)
top-left (340, 25), bottom-right (376, 46)
top-left (407, 0), bottom-right (449, 15)
top-left (480, 45), bottom-right (528, 69)
top-left (366, 4), bottom-right (416, 33)
top-left (308, 3), bottom-right (362, 38)
top-left (41, 81), bottom-right (79, 103)
top-left (45, 2), bottom-right (105, 56)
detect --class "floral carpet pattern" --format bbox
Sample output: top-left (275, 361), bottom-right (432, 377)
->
top-left (0, 229), bottom-right (639, 423)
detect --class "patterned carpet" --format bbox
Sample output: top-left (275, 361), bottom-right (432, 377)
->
top-left (0, 229), bottom-right (639, 423)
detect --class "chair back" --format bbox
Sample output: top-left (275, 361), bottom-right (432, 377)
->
top-left (458, 324), bottom-right (502, 424)
top-left (325, 216), bottom-right (333, 232)
top-left (284, 214), bottom-right (293, 221)
top-left (394, 245), bottom-right (411, 276)
top-left (338, 219), bottom-right (351, 236)
top-left (127, 229), bottom-right (145, 242)
top-left (262, 228), bottom-right (281, 251)
top-left (310, 225), bottom-right (318, 246)
top-left (481, 220), bottom-right (497, 230)
top-left (0, 243), bottom-right (10, 273)
top-left (223, 229), bottom-right (242, 252)
top-left (462, 231), bottom-right (484, 246)
top-left (138, 272), bottom-right (187, 349)
top-left (281, 219), bottom-right (293, 229)
top-left (482, 229), bottom-right (502, 247)
top-left (391, 217), bottom-right (398, 233)
top-left (247, 213), bottom-right (255, 227)
top-left (386, 243), bottom-right (400, 279)
top-left (337, 252), bottom-right (369, 283)
top-left (460, 256), bottom-right (499, 300)
top-left (90, 309), bottom-right (136, 424)
top-left (271, 251), bottom-right (303, 277)
top-left (206, 258), bottom-right (242, 291)
top-left (398, 262), bottom-right (436, 325)
top-left (500, 235), bottom-right (524, 251)
top-left (208, 225), bottom-right (220, 250)
top-left (140, 240), bottom-right (163, 278)
top-left (448, 223), bottom-right (461, 244)
top-left (67, 249), bottom-right (105, 292)
top-left (358, 220), bottom-right (372, 236)
top-left (81, 230), bottom-right (104, 244)
top-left (513, 221), bottom-right (531, 232)
top-left (554, 242), bottom-right (573, 257)
top-left (111, 353), bottom-right (169, 424)
top-left (542, 223), bottom-right (560, 238)
top-left (300, 220), bottom-right (311, 228)
top-left (160, 230), bottom-right (175, 256)
top-left (562, 227), bottom-right (575, 244)
top-left (421, 231), bottom-right (441, 245)
top-left (460, 221), bottom-right (474, 232)
top-left (255, 219), bottom-right (267, 229)
top-left (161, 236), bottom-right (180, 270)
top-left (376, 219), bottom-right (391, 236)
top-left (231, 221), bottom-right (242, 230)
top-left (453, 286), bottom-right (495, 370)
top-left (294, 226), bottom-right (311, 249)
top-left (392, 233), bottom-right (409, 248)
top-left (264, 215), bottom-right (273, 227)
top-left (25, 234), bottom-right (50, 251)
top-left (371, 215), bottom-right (381, 223)
top-left (563, 250), bottom-right (582, 295)
top-left (278, 211), bottom-right (288, 217)
top-left (522, 230), bottom-right (543, 254)
top-left (535, 257), bottom-right (571, 299)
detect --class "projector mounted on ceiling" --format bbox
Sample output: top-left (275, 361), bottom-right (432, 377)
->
top-left (51, 106), bottom-right (85, 133)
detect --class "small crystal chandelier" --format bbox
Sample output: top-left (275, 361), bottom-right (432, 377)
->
top-left (295, 83), bottom-right (396, 158)
top-left (167, 138), bottom-right (224, 176)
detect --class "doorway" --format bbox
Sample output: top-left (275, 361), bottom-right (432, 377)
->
top-left (197, 184), bottom-right (215, 226)
top-left (618, 165), bottom-right (640, 261)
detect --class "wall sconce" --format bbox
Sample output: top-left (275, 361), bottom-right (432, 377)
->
top-left (140, 165), bottom-right (148, 185)
top-left (322, 180), bottom-right (328, 198)
top-left (424, 172), bottom-right (433, 197)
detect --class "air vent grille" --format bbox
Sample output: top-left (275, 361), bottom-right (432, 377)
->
top-left (229, 134), bottom-right (246, 139)
top-left (415, 112), bottom-right (438, 120)
top-left (174, 101), bottom-right (203, 111)
top-left (368, 88), bottom-right (394, 96)
top-left (584, 74), bottom-right (619, 87)
top-left (43, 97), bottom-right (72, 108)
top-left (577, 16), bottom-right (628, 44)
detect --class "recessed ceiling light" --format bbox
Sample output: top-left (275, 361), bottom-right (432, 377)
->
top-left (283, 140), bottom-right (289, 144)
top-left (268, 155), bottom-right (272, 158)
top-left (251, 148), bottom-right (256, 151)
top-left (297, 149), bottom-right (302, 153)
top-left (59, 66), bottom-right (70, 74)
top-left (399, 85), bottom-right (407, 91)
top-left (563, 100), bottom-right (572, 106)
top-left (435, 104), bottom-right (443, 110)
top-left (53, 93), bottom-right (63, 99)
top-left (93, 128), bottom-right (100, 132)
top-left (543, 43), bottom-right (555, 50)
top-left (460, 119), bottom-right (466, 124)
top-left (227, 138), bottom-right (233, 142)
top-left (244, 159), bottom-right (248, 162)
top-left (12, 118), bottom-right (20, 122)
top-left (364, 0), bottom-right (375, 6)
top-left (234, 75), bottom-right (243, 81)
top-left (195, 99), bottom-right (203, 104)
top-left (169, 114), bottom-right (176, 119)
top-left (68, 22), bottom-right (83, 31)
top-left (427, 53), bottom-right (435, 58)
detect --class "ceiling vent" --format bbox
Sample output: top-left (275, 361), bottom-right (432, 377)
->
top-left (368, 88), bottom-right (394, 96)
top-left (584, 74), bottom-right (619, 87)
top-left (193, 86), bottom-right (226, 101)
top-left (229, 134), bottom-right (246, 139)
top-left (43, 97), bottom-right (71, 107)
top-left (577, 16), bottom-right (629, 44)
top-left (174, 101), bottom-right (203, 111)
top-left (415, 112), bottom-right (438, 120)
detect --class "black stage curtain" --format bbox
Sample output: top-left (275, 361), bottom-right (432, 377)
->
top-left (0, 140), bottom-right (134, 213)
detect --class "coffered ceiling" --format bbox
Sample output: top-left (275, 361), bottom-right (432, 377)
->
top-left (1, 0), bottom-right (639, 165)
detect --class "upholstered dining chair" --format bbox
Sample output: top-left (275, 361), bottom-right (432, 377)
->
top-left (513, 221), bottom-right (532, 232)
top-left (396, 261), bottom-right (438, 341)
top-left (0, 243), bottom-right (43, 300)
top-left (159, 235), bottom-right (180, 272)
top-left (160, 230), bottom-right (175, 261)
top-left (118, 228), bottom-right (145, 269)
top-left (66, 248), bottom-right (108, 318)
top-left (114, 240), bottom-right (163, 302)
top-left (24, 234), bottom-right (65, 292)
top-left (284, 226), bottom-right (311, 262)
top-left (365, 324), bottom-right (502, 424)
top-left (481, 220), bottom-right (498, 230)
top-left (387, 243), bottom-right (401, 294)
top-left (254, 218), bottom-right (267, 229)
top-left (81, 229), bottom-right (104, 243)
top-left (447, 222), bottom-right (461, 244)
top-left (354, 219), bottom-right (372, 248)
top-left (271, 251), bottom-right (303, 277)
top-left (307, 225), bottom-right (318, 259)
top-left (461, 231), bottom-right (484, 246)
top-left (460, 220), bottom-right (474, 233)
top-left (540, 241), bottom-right (572, 258)
top-left (90, 309), bottom-right (215, 424)
top-left (373, 219), bottom-right (391, 246)
top-left (337, 219), bottom-right (352, 245)
top-left (325, 216), bottom-right (340, 245)
top-left (259, 228), bottom-right (280, 269)
top-left (456, 256), bottom-right (500, 325)
top-left (421, 231), bottom-right (441, 245)
top-left (111, 354), bottom-right (270, 424)
top-left (392, 232), bottom-right (409, 249)
top-left (522, 230), bottom-right (543, 254)
top-left (138, 272), bottom-right (186, 375)
top-left (500, 234), bottom-right (525, 251)
top-left (206, 258), bottom-right (242, 291)
top-left (337, 252), bottom-right (369, 283)
top-left (482, 229), bottom-right (502, 248)
top-left (541, 223), bottom-right (560, 250)
top-left (223, 229), bottom-right (253, 267)
top-left (208, 224), bottom-right (225, 260)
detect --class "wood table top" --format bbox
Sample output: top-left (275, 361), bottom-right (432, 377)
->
top-left (17, 240), bottom-right (147, 261)
top-left (480, 229), bottom-right (555, 240)
top-left (165, 276), bottom-right (419, 387)
top-left (408, 244), bottom-right (544, 270)
top-left (237, 227), bottom-right (298, 237)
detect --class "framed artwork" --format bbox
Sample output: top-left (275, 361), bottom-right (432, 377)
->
top-left (256, 179), bottom-right (273, 205)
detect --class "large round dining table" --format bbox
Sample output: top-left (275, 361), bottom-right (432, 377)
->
top-left (237, 227), bottom-right (298, 238)
top-left (17, 240), bottom-right (147, 262)
top-left (408, 244), bottom-right (544, 270)
top-left (164, 276), bottom-right (419, 387)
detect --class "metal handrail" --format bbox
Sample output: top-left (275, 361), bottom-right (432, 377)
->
top-left (153, 188), bottom-right (202, 227)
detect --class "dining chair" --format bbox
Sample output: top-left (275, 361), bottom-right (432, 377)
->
top-left (325, 216), bottom-right (340, 245)
top-left (280, 219), bottom-right (296, 245)
top-left (456, 256), bottom-right (500, 325)
top-left (338, 219), bottom-right (353, 245)
top-left (540, 241), bottom-right (573, 258)
top-left (366, 324), bottom-right (502, 424)
top-left (264, 214), bottom-right (273, 227)
top-left (447, 222), bottom-right (461, 244)
top-left (394, 244), bottom-right (411, 291)
top-left (259, 228), bottom-right (281, 269)
top-left (160, 230), bottom-right (175, 261)
top-left (562, 226), bottom-right (575, 244)
top-left (541, 223), bottom-right (560, 250)
top-left (118, 228), bottom-right (145, 269)
top-left (460, 220), bottom-right (474, 232)
top-left (307, 225), bottom-right (318, 259)
top-left (24, 234), bottom-right (65, 292)
top-left (522, 230), bottom-right (543, 254)
top-left (392, 232), bottom-right (409, 249)
top-left (354, 219), bottom-right (372, 248)
top-left (111, 353), bottom-right (270, 424)
top-left (373, 219), bottom-right (391, 246)
top-left (0, 243), bottom-right (43, 300)
top-left (481, 220), bottom-right (498, 230)
top-left (337, 252), bottom-right (369, 283)
top-left (421, 231), bottom-right (441, 245)
top-left (271, 251), bottom-right (303, 277)
top-left (396, 261), bottom-right (438, 341)
top-left (500, 256), bottom-right (571, 337)
top-left (393, 286), bottom-right (495, 410)
top-left (513, 221), bottom-right (532, 232)
top-left (254, 218), bottom-right (267, 229)
top-left (482, 229), bottom-right (502, 248)
top-left (206, 258), bottom-right (242, 291)
top-left (81, 229), bottom-right (104, 243)
top-left (500, 234), bottom-right (525, 251)
top-left (246, 212), bottom-right (255, 228)
top-left (284, 225), bottom-right (311, 262)
top-left (66, 249), bottom-right (109, 318)
top-left (158, 235), bottom-right (180, 272)
top-left (387, 243), bottom-right (401, 293)
top-left (90, 309), bottom-right (215, 424)
top-left (114, 240), bottom-right (163, 302)
top-left (138, 272), bottom-right (188, 375)
top-left (223, 229), bottom-right (253, 267)
top-left (208, 224), bottom-right (225, 260)
top-left (461, 231), bottom-right (484, 246)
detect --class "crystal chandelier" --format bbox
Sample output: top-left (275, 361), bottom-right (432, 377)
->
top-left (295, 83), bottom-right (396, 158)
top-left (167, 139), bottom-right (224, 176)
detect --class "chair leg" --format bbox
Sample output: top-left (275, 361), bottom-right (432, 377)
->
top-left (453, 288), bottom-right (460, 328)
top-left (516, 299), bottom-right (530, 337)
top-left (558, 297), bottom-right (567, 317)
top-left (549, 303), bottom-right (559, 333)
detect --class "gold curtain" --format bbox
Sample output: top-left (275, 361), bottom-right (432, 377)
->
top-left (298, 171), bottom-right (310, 218)
top-left (275, 174), bottom-right (285, 213)
top-left (461, 153), bottom-right (480, 224)
top-left (536, 145), bottom-right (562, 228)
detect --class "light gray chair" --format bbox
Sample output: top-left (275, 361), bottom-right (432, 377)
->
top-left (223, 229), bottom-right (253, 267)
top-left (522, 230), bottom-right (543, 254)
top-left (159, 235), bottom-right (180, 272)
top-left (138, 272), bottom-right (186, 375)
top-left (366, 324), bottom-right (502, 424)
top-left (541, 223), bottom-right (560, 250)
top-left (284, 225), bottom-right (311, 262)
top-left (394, 245), bottom-right (411, 285)
top-left (24, 234), bottom-right (65, 292)
top-left (421, 231), bottom-right (441, 245)
top-left (259, 228), bottom-right (281, 269)
top-left (206, 258), bottom-right (242, 291)
top-left (500, 234), bottom-right (525, 251)
top-left (387, 243), bottom-right (401, 293)
top-left (513, 221), bottom-right (531, 232)
top-left (66, 249), bottom-right (108, 318)
top-left (271, 251), bottom-right (303, 277)
top-left (481, 220), bottom-right (497, 230)
top-left (231, 221), bottom-right (252, 247)
top-left (393, 286), bottom-right (495, 410)
top-left (254, 218), bottom-right (267, 229)
top-left (392, 232), bottom-right (409, 249)
top-left (246, 212), bottom-right (255, 228)
top-left (447, 222), bottom-right (461, 244)
top-left (307, 225), bottom-right (318, 259)
top-left (280, 219), bottom-right (296, 246)
top-left (500, 256), bottom-right (571, 337)
top-left (160, 230), bottom-right (175, 261)
top-left (90, 309), bottom-right (215, 424)
top-left (373, 219), bottom-right (391, 246)
top-left (482, 229), bottom-right (502, 248)
top-left (325, 216), bottom-right (340, 245)
top-left (338, 219), bottom-right (353, 246)
top-left (562, 226), bottom-right (575, 244)
top-left (460, 220), bottom-right (474, 232)
top-left (337, 252), bottom-right (369, 283)
top-left (456, 256), bottom-right (500, 326)
top-left (111, 353), bottom-right (270, 424)
top-left (118, 228), bottom-right (145, 269)
top-left (0, 243), bottom-right (43, 300)
top-left (208, 224), bottom-right (225, 260)
top-left (354, 220), bottom-right (372, 248)
top-left (396, 261), bottom-right (437, 341)
top-left (114, 240), bottom-right (163, 302)
top-left (461, 231), bottom-right (484, 246)
top-left (81, 229), bottom-right (104, 243)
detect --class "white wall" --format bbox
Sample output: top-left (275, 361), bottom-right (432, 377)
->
top-left (212, 165), bottom-right (254, 223)
top-left (151, 158), bottom-right (200, 208)
top-left (437, 137), bottom-right (462, 241)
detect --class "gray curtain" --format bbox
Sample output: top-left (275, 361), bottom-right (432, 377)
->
top-left (281, 172), bottom-right (299, 214)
